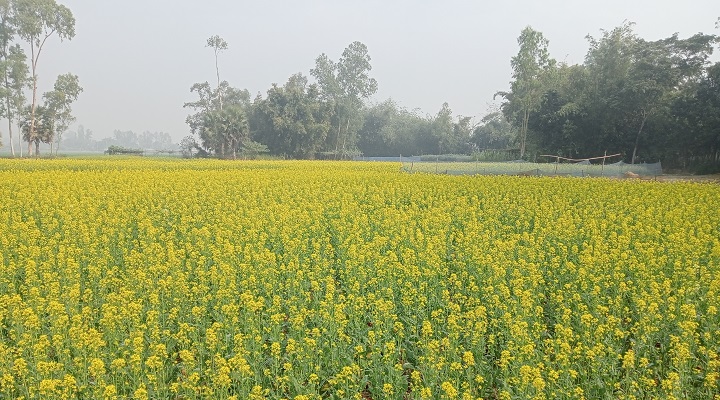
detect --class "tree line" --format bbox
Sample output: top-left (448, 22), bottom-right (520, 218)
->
top-left (60, 125), bottom-right (176, 152)
top-left (186, 23), bottom-right (720, 171)
top-left (499, 22), bottom-right (720, 171)
top-left (0, 0), bottom-right (81, 157)
top-left (182, 38), bottom-right (484, 160)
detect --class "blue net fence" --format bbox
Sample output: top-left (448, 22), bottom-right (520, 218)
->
top-left (396, 159), bottom-right (663, 178)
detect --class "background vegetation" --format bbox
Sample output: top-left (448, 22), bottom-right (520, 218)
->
top-left (178, 23), bottom-right (720, 173)
top-left (1, 2), bottom-right (718, 172)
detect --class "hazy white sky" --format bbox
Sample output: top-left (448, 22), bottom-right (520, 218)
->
top-left (30, 0), bottom-right (720, 141)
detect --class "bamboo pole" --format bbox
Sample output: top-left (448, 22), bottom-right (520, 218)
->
top-left (539, 153), bottom-right (621, 162)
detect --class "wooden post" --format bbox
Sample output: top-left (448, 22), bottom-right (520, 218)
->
top-left (601, 150), bottom-right (607, 176)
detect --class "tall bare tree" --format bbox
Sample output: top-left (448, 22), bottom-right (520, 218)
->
top-left (206, 35), bottom-right (227, 111)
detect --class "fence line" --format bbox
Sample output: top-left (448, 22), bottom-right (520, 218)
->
top-left (400, 160), bottom-right (663, 178)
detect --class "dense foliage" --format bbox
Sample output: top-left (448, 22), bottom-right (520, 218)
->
top-left (0, 0), bottom-right (81, 157)
top-left (185, 40), bottom-right (482, 160)
top-left (1, 159), bottom-right (718, 399)
top-left (184, 24), bottom-right (720, 171)
top-left (503, 24), bottom-right (720, 171)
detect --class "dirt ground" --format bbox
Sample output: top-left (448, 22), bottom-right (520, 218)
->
top-left (653, 173), bottom-right (720, 183)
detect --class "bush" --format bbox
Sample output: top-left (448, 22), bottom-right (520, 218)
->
top-left (105, 145), bottom-right (144, 155)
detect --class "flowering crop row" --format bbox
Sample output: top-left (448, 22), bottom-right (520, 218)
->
top-left (0, 159), bottom-right (718, 399)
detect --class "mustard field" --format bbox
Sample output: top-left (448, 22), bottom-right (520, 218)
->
top-left (0, 159), bottom-right (718, 399)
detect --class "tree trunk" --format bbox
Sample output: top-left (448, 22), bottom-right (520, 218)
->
top-left (520, 107), bottom-right (529, 159)
top-left (4, 72), bottom-right (13, 157)
top-left (631, 110), bottom-right (647, 164)
top-left (29, 90), bottom-right (37, 153)
top-left (341, 117), bottom-right (350, 158)
top-left (215, 49), bottom-right (223, 111)
top-left (34, 139), bottom-right (40, 156)
top-left (0, 19), bottom-right (11, 157)
top-left (7, 122), bottom-right (14, 156)
top-left (28, 78), bottom-right (37, 155)
top-left (334, 116), bottom-right (342, 160)
top-left (29, 44), bottom-right (38, 158)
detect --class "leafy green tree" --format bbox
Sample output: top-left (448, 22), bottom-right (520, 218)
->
top-left (357, 99), bottom-right (438, 157)
top-left (581, 23), bottom-right (637, 156)
top-left (183, 79), bottom-right (251, 157)
top-left (429, 102), bottom-right (472, 155)
top-left (508, 22), bottom-right (718, 169)
top-left (20, 103), bottom-right (49, 154)
top-left (18, 72), bottom-right (80, 155)
top-left (218, 104), bottom-right (249, 159)
top-left (579, 23), bottom-right (717, 162)
top-left (498, 26), bottom-right (555, 159)
top-left (0, 44), bottom-right (30, 155)
top-left (0, 0), bottom-right (12, 150)
top-left (667, 61), bottom-right (720, 170)
top-left (311, 41), bottom-right (377, 158)
top-left (197, 104), bottom-right (249, 159)
top-left (43, 72), bottom-right (81, 154)
top-left (472, 111), bottom-right (517, 150)
top-left (184, 82), bottom-right (213, 122)
top-left (452, 116), bottom-right (474, 153)
top-left (253, 73), bottom-right (332, 159)
top-left (524, 63), bottom-right (588, 158)
top-left (0, 1), bottom-right (30, 156)
top-left (184, 82), bottom-right (216, 139)
top-left (627, 33), bottom-right (716, 163)
top-left (179, 135), bottom-right (198, 158)
top-left (689, 61), bottom-right (720, 168)
top-left (1, 44), bottom-right (28, 155)
top-left (13, 0), bottom-right (74, 155)
top-left (432, 102), bottom-right (453, 154)
top-left (357, 99), bottom-right (400, 156)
